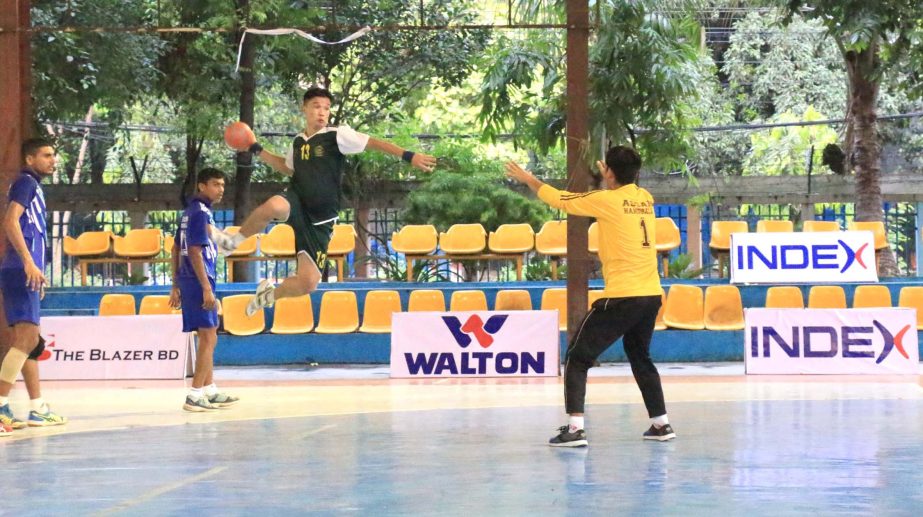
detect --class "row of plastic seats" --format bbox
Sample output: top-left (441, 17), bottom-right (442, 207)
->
top-left (221, 224), bottom-right (357, 258)
top-left (99, 293), bottom-right (179, 316)
top-left (65, 229), bottom-right (169, 259)
top-left (661, 284), bottom-right (923, 331)
top-left (709, 220), bottom-right (889, 252)
top-left (392, 219), bottom-right (682, 258)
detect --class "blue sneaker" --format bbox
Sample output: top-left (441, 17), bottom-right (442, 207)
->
top-left (0, 403), bottom-right (26, 430)
top-left (27, 406), bottom-right (67, 427)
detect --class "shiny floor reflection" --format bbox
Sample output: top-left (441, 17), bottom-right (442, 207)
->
top-left (3, 386), bottom-right (923, 515)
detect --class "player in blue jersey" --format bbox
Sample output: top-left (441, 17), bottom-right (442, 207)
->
top-left (170, 168), bottom-right (238, 412)
top-left (0, 138), bottom-right (67, 436)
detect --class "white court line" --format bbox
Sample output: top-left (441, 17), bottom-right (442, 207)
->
top-left (301, 424), bottom-right (337, 439)
top-left (97, 465), bottom-right (227, 515)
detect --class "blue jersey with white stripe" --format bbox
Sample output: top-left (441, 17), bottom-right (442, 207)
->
top-left (2, 169), bottom-right (46, 270)
top-left (178, 197), bottom-right (217, 279)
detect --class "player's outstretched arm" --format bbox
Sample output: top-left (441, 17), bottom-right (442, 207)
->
top-left (505, 160), bottom-right (602, 218)
top-left (251, 147), bottom-right (293, 177)
top-left (365, 137), bottom-right (436, 173)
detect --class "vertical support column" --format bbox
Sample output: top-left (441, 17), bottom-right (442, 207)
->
top-left (916, 202), bottom-right (923, 277)
top-left (564, 0), bottom-right (591, 342)
top-left (800, 203), bottom-right (814, 223)
top-left (127, 210), bottom-right (148, 283)
top-left (0, 0), bottom-right (32, 339)
top-left (686, 204), bottom-right (702, 269)
top-left (354, 204), bottom-right (370, 279)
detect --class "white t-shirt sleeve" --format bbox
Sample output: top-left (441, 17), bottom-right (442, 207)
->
top-left (335, 125), bottom-right (370, 155)
top-left (285, 144), bottom-right (294, 170)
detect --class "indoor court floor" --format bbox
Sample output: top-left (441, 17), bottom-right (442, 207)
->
top-left (2, 363), bottom-right (922, 516)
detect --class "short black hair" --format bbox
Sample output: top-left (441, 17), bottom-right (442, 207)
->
top-left (605, 145), bottom-right (642, 185)
top-left (303, 87), bottom-right (334, 104)
top-left (196, 167), bottom-right (225, 185)
top-left (22, 138), bottom-right (54, 161)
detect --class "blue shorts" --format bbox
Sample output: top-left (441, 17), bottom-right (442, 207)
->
top-left (178, 277), bottom-right (219, 332)
top-left (0, 268), bottom-right (40, 327)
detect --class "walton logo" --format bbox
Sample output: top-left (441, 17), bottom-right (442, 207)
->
top-left (441, 315), bottom-right (508, 348)
top-left (750, 320), bottom-right (911, 364)
top-left (736, 239), bottom-right (869, 273)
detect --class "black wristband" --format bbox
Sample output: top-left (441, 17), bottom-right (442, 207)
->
top-left (248, 142), bottom-right (263, 155)
top-left (402, 150), bottom-right (415, 163)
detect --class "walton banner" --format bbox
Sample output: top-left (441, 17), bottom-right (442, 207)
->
top-left (391, 311), bottom-right (559, 378)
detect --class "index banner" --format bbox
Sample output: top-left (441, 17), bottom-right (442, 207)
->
top-left (391, 311), bottom-right (559, 378)
top-left (730, 231), bottom-right (877, 284)
top-left (36, 315), bottom-right (191, 380)
top-left (745, 308), bottom-right (918, 374)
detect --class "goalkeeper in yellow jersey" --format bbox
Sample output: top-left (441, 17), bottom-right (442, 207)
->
top-left (505, 146), bottom-right (674, 447)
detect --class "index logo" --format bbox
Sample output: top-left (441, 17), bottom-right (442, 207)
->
top-left (736, 239), bottom-right (869, 272)
top-left (750, 321), bottom-right (911, 363)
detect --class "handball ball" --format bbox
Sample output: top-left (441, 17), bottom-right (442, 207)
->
top-left (224, 122), bottom-right (256, 151)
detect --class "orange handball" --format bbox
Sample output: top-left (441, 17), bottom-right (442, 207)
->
top-left (224, 121), bottom-right (256, 151)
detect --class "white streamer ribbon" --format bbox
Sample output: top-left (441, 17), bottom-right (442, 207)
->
top-left (235, 26), bottom-right (372, 72)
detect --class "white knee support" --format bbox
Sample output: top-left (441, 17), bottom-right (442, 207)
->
top-left (0, 348), bottom-right (29, 384)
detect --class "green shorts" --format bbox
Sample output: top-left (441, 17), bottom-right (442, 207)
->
top-left (281, 190), bottom-right (334, 267)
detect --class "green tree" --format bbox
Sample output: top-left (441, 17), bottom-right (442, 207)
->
top-left (783, 0), bottom-right (923, 275)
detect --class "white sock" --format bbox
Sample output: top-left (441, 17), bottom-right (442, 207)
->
top-left (189, 387), bottom-right (204, 399)
top-left (30, 398), bottom-right (46, 413)
top-left (204, 384), bottom-right (218, 397)
top-left (0, 396), bottom-right (8, 407)
top-left (568, 415), bottom-right (585, 432)
top-left (651, 414), bottom-right (669, 428)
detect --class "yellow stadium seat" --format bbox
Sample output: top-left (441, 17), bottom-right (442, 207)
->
top-left (765, 286), bottom-right (804, 309)
top-left (450, 290), bottom-right (488, 312)
top-left (709, 221), bottom-right (748, 278)
top-left (588, 222), bottom-right (599, 254)
top-left (314, 291), bottom-right (360, 333)
top-left (655, 217), bottom-right (681, 277)
top-left (139, 295), bottom-right (174, 315)
top-left (359, 290), bottom-right (402, 333)
top-left (847, 221), bottom-right (888, 250)
top-left (98, 293), bottom-right (136, 316)
top-left (704, 285), bottom-right (745, 331)
top-left (808, 286), bottom-right (847, 309)
top-left (898, 287), bottom-right (923, 330)
top-left (223, 226), bottom-right (259, 257)
top-left (260, 224), bottom-right (295, 257)
top-left (163, 234), bottom-right (174, 256)
top-left (802, 220), bottom-right (840, 232)
top-left (113, 229), bottom-right (162, 258)
top-left (270, 295), bottom-right (314, 334)
top-left (439, 223), bottom-right (487, 255)
top-left (221, 295), bottom-right (265, 336)
top-left (494, 290), bottom-right (533, 311)
top-left (541, 288), bottom-right (567, 331)
top-left (654, 289), bottom-right (667, 331)
top-left (535, 220), bottom-right (567, 257)
top-left (64, 231), bottom-right (113, 257)
top-left (392, 225), bottom-right (438, 255)
top-left (536, 220), bottom-right (567, 280)
top-left (327, 224), bottom-right (357, 256)
top-left (756, 220), bottom-right (794, 233)
top-left (408, 290), bottom-right (446, 312)
top-left (852, 285), bottom-right (892, 308)
top-left (662, 284), bottom-right (705, 330)
top-left (587, 289), bottom-right (605, 309)
top-left (488, 224), bottom-right (535, 254)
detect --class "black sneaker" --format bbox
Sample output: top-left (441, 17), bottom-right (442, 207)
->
top-left (549, 425), bottom-right (588, 447)
top-left (642, 424), bottom-right (676, 441)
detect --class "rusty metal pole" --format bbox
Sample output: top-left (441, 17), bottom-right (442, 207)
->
top-left (565, 0), bottom-right (591, 342)
top-left (0, 0), bottom-right (32, 341)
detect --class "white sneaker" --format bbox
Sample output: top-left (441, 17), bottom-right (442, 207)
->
top-left (246, 279), bottom-right (275, 316)
top-left (212, 227), bottom-right (240, 257)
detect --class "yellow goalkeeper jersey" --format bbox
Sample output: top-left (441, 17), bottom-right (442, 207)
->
top-left (538, 183), bottom-right (661, 298)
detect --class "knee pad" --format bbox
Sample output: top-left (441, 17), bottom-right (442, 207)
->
top-left (0, 348), bottom-right (29, 383)
top-left (28, 335), bottom-right (46, 361)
